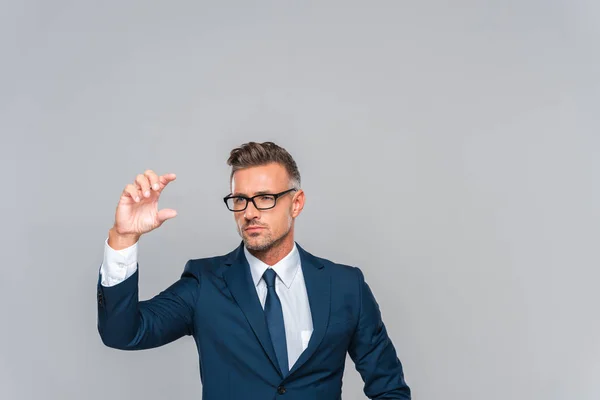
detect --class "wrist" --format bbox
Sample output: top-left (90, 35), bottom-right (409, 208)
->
top-left (108, 227), bottom-right (140, 250)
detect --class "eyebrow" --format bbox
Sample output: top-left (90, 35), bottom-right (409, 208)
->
top-left (231, 190), bottom-right (273, 197)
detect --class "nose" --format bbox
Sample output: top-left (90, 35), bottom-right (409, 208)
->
top-left (244, 199), bottom-right (260, 220)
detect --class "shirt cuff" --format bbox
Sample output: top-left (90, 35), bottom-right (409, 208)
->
top-left (100, 237), bottom-right (139, 287)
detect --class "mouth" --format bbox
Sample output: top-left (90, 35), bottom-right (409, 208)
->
top-left (245, 226), bottom-right (265, 232)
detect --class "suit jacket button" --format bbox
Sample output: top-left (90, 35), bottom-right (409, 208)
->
top-left (277, 385), bottom-right (286, 395)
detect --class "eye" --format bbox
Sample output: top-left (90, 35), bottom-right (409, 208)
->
top-left (260, 195), bottom-right (274, 201)
top-left (233, 197), bottom-right (246, 204)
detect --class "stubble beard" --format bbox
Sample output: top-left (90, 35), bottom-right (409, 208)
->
top-left (241, 215), bottom-right (293, 252)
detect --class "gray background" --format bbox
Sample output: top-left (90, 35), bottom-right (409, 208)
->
top-left (1, 1), bottom-right (598, 399)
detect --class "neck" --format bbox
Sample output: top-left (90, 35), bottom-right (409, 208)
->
top-left (247, 231), bottom-right (295, 266)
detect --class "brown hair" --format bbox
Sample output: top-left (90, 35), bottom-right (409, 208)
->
top-left (227, 141), bottom-right (301, 188)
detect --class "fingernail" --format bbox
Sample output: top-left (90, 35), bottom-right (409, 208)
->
top-left (135, 196), bottom-right (140, 202)
top-left (153, 183), bottom-right (159, 190)
top-left (145, 191), bottom-right (150, 197)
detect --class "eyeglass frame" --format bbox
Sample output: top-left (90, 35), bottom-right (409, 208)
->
top-left (223, 188), bottom-right (298, 212)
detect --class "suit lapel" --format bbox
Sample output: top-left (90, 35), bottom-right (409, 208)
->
top-left (287, 243), bottom-right (331, 377)
top-left (222, 242), bottom-right (282, 377)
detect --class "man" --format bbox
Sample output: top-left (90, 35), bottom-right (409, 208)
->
top-left (97, 141), bottom-right (411, 399)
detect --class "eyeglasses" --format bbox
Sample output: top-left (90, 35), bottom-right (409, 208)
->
top-left (223, 188), bottom-right (298, 212)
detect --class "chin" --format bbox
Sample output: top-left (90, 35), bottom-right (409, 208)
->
top-left (244, 236), bottom-right (273, 252)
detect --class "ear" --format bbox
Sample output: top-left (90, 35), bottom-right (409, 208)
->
top-left (291, 189), bottom-right (305, 218)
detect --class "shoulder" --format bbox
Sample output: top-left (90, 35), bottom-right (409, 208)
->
top-left (301, 248), bottom-right (368, 311)
top-left (180, 248), bottom-right (237, 280)
top-left (299, 245), bottom-right (365, 285)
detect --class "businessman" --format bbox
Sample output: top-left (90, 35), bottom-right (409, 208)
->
top-left (97, 141), bottom-right (411, 399)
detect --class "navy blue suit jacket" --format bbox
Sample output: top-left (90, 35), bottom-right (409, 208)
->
top-left (97, 242), bottom-right (411, 399)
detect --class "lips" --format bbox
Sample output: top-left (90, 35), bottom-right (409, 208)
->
top-left (245, 226), bottom-right (265, 231)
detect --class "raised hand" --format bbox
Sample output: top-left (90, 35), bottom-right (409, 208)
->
top-left (109, 170), bottom-right (177, 249)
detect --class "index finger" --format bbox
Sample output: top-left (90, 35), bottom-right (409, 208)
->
top-left (158, 173), bottom-right (177, 189)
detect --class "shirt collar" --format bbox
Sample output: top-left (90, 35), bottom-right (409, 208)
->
top-left (244, 242), bottom-right (300, 289)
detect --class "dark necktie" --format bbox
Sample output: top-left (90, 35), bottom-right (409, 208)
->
top-left (263, 268), bottom-right (289, 376)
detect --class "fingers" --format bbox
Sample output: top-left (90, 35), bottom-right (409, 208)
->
top-left (135, 174), bottom-right (152, 198)
top-left (157, 208), bottom-right (177, 223)
top-left (123, 184), bottom-right (141, 202)
top-left (127, 170), bottom-right (176, 201)
top-left (144, 170), bottom-right (161, 192)
top-left (158, 173), bottom-right (177, 190)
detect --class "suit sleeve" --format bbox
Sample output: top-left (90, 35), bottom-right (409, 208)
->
top-left (97, 260), bottom-right (200, 350)
top-left (348, 268), bottom-right (411, 399)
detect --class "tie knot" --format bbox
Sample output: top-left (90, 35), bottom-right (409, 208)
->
top-left (263, 268), bottom-right (277, 288)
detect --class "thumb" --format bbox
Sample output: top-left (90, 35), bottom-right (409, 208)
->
top-left (157, 208), bottom-right (178, 223)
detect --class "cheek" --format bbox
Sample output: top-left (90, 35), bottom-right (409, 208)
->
top-left (271, 212), bottom-right (292, 232)
top-left (234, 215), bottom-right (244, 228)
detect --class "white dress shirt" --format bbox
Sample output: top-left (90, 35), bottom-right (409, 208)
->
top-left (100, 239), bottom-right (314, 371)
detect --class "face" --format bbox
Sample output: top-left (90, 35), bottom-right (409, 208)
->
top-left (230, 163), bottom-right (304, 252)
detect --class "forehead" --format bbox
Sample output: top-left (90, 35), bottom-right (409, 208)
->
top-left (231, 163), bottom-right (290, 194)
